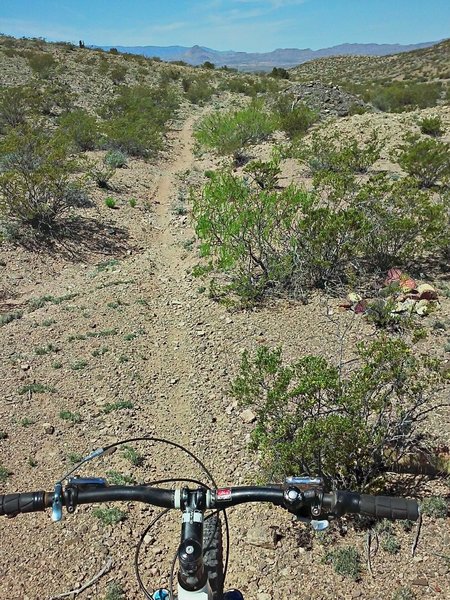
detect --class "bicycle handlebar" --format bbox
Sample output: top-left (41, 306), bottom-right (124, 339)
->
top-left (0, 484), bottom-right (419, 521)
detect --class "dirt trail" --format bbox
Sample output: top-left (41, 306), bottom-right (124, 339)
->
top-left (145, 114), bottom-right (201, 444)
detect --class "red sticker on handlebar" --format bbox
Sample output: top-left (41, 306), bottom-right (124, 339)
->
top-left (217, 488), bottom-right (232, 500)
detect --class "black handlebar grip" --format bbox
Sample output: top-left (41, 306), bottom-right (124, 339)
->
top-left (360, 494), bottom-right (419, 521)
top-left (0, 492), bottom-right (46, 516)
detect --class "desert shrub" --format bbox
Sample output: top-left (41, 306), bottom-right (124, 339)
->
top-left (392, 587), bottom-right (416, 600)
top-left (183, 77), bottom-right (215, 105)
top-left (353, 175), bottom-right (446, 269)
top-left (243, 157), bottom-right (281, 190)
top-left (0, 124), bottom-right (85, 233)
top-left (110, 64), bottom-right (127, 84)
top-left (192, 169), bottom-right (447, 303)
top-left (104, 149), bottom-right (128, 168)
top-left (298, 131), bottom-right (381, 174)
top-left (36, 83), bottom-right (75, 115)
top-left (101, 84), bottom-right (179, 158)
top-left (104, 197), bottom-right (117, 208)
top-left (27, 51), bottom-right (56, 78)
top-left (0, 86), bottom-right (30, 131)
top-left (231, 337), bottom-right (445, 490)
top-left (395, 135), bottom-right (450, 187)
top-left (192, 169), bottom-right (364, 301)
top-left (194, 100), bottom-right (277, 157)
top-left (219, 76), bottom-right (280, 97)
top-left (86, 161), bottom-right (115, 189)
top-left (367, 82), bottom-right (442, 112)
top-left (202, 61), bottom-right (215, 70)
top-left (325, 547), bottom-right (361, 580)
top-left (419, 116), bottom-right (443, 137)
top-left (420, 496), bottom-right (448, 518)
top-left (269, 67), bottom-right (290, 79)
top-left (58, 109), bottom-right (100, 151)
top-left (272, 93), bottom-right (318, 139)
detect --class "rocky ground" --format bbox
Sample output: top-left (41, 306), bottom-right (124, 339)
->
top-left (1, 93), bottom-right (450, 600)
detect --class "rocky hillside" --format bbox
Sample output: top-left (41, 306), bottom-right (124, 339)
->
top-left (290, 38), bottom-right (450, 84)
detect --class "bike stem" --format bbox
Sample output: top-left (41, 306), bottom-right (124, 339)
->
top-left (177, 488), bottom-right (211, 596)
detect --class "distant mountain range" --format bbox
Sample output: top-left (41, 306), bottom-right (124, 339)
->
top-left (97, 41), bottom-right (438, 71)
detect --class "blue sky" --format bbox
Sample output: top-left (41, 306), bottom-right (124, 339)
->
top-left (1, 1), bottom-right (449, 52)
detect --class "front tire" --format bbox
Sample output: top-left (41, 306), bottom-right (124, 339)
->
top-left (203, 514), bottom-right (224, 599)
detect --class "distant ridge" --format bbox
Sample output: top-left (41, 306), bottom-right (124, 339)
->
top-left (97, 41), bottom-right (439, 71)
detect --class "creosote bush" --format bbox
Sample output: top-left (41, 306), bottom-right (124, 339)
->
top-left (272, 93), bottom-right (318, 139)
top-left (194, 100), bottom-right (277, 157)
top-left (101, 83), bottom-right (179, 158)
top-left (0, 124), bottom-right (86, 234)
top-left (419, 116), bottom-right (443, 137)
top-left (27, 51), bottom-right (56, 78)
top-left (231, 337), bottom-right (446, 490)
top-left (364, 81), bottom-right (443, 112)
top-left (182, 76), bottom-right (215, 105)
top-left (192, 168), bottom-right (447, 304)
top-left (58, 109), bottom-right (100, 151)
top-left (297, 131), bottom-right (381, 174)
top-left (395, 135), bottom-right (450, 187)
top-left (0, 86), bottom-right (30, 131)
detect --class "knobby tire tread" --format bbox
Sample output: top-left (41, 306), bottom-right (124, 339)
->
top-left (203, 514), bottom-right (224, 599)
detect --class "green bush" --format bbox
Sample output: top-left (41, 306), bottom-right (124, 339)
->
top-left (27, 51), bottom-right (56, 78)
top-left (0, 125), bottom-right (86, 233)
top-left (231, 337), bottom-right (444, 490)
top-left (102, 84), bottom-right (179, 158)
top-left (269, 67), bottom-right (290, 80)
top-left (87, 161), bottom-right (115, 189)
top-left (367, 82), bottom-right (442, 112)
top-left (381, 533), bottom-right (401, 554)
top-left (194, 100), bottom-right (277, 157)
top-left (192, 169), bottom-right (447, 303)
top-left (353, 174), bottom-right (446, 269)
top-left (325, 547), bottom-right (361, 580)
top-left (104, 583), bottom-right (125, 600)
top-left (219, 76), bottom-right (280, 97)
top-left (58, 109), bottom-right (100, 151)
top-left (104, 197), bottom-right (117, 208)
top-left (36, 82), bottom-right (75, 116)
top-left (110, 64), bottom-right (127, 84)
top-left (243, 158), bottom-right (281, 190)
top-left (92, 507), bottom-right (126, 525)
top-left (419, 116), bottom-right (444, 137)
top-left (395, 135), bottom-right (450, 187)
top-left (183, 77), bottom-right (215, 105)
top-left (273, 94), bottom-right (318, 139)
top-left (0, 463), bottom-right (11, 482)
top-left (420, 496), bottom-right (448, 518)
top-left (0, 86), bottom-right (30, 131)
top-left (392, 587), bottom-right (416, 600)
top-left (298, 131), bottom-right (381, 174)
top-left (104, 149), bottom-right (128, 168)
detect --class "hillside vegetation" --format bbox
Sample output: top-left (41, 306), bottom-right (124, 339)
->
top-left (0, 34), bottom-right (449, 600)
top-left (291, 38), bottom-right (450, 84)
